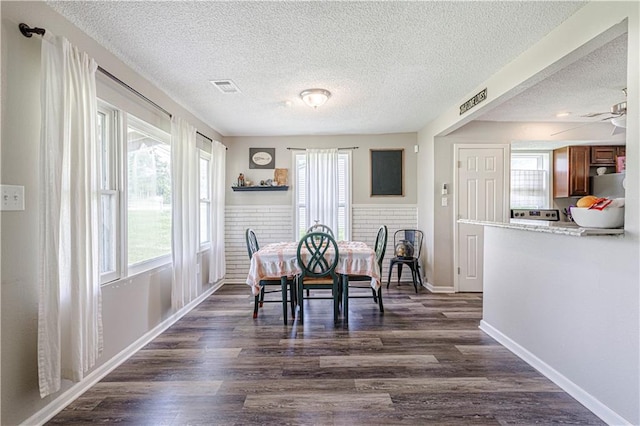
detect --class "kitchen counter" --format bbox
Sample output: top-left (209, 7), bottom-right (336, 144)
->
top-left (458, 219), bottom-right (624, 237)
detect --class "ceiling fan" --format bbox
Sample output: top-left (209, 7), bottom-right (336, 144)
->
top-left (551, 88), bottom-right (627, 136)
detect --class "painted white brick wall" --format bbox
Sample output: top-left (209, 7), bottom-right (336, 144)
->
top-left (351, 205), bottom-right (418, 282)
top-left (225, 204), bottom-right (418, 283)
top-left (225, 205), bottom-right (293, 282)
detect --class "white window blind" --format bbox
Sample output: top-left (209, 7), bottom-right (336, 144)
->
top-left (510, 152), bottom-right (550, 209)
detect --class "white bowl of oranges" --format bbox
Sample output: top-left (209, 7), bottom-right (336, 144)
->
top-left (570, 196), bottom-right (625, 229)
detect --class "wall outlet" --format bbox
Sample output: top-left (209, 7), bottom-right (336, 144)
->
top-left (1, 185), bottom-right (25, 211)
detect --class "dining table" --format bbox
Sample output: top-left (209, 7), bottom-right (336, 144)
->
top-left (246, 240), bottom-right (381, 321)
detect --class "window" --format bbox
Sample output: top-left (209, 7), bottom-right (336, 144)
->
top-left (126, 116), bottom-right (171, 267)
top-left (510, 152), bottom-right (550, 209)
top-left (294, 151), bottom-right (351, 240)
top-left (97, 105), bottom-right (120, 283)
top-left (199, 150), bottom-right (211, 247)
top-left (97, 100), bottom-right (172, 282)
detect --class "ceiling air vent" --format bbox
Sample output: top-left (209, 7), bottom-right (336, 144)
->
top-left (209, 79), bottom-right (240, 94)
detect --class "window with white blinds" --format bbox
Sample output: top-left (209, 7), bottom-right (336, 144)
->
top-left (510, 152), bottom-right (550, 209)
top-left (294, 151), bottom-right (351, 240)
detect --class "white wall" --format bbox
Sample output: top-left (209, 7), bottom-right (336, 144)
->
top-left (482, 227), bottom-right (639, 424)
top-left (0, 2), bottom-right (222, 424)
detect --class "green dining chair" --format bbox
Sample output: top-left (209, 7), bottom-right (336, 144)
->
top-left (245, 228), bottom-right (296, 324)
top-left (296, 232), bottom-right (341, 324)
top-left (306, 223), bottom-right (334, 237)
top-left (342, 225), bottom-right (387, 322)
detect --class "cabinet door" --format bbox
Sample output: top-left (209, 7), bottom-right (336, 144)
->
top-left (553, 147), bottom-right (569, 198)
top-left (569, 146), bottom-right (590, 196)
top-left (590, 146), bottom-right (617, 165)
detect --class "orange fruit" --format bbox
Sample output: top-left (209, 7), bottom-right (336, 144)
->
top-left (576, 195), bottom-right (599, 208)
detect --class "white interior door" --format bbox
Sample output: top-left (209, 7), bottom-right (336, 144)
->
top-left (455, 145), bottom-right (509, 292)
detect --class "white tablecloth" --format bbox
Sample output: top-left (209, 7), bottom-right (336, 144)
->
top-left (246, 241), bottom-right (380, 296)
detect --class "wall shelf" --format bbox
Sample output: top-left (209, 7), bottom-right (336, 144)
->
top-left (231, 185), bottom-right (289, 192)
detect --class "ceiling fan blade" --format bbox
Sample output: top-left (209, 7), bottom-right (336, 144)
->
top-left (581, 112), bottom-right (609, 118)
top-left (611, 125), bottom-right (625, 136)
top-left (550, 122), bottom-right (594, 136)
top-left (550, 116), bottom-right (613, 137)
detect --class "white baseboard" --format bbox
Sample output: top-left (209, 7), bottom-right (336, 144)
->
top-left (479, 320), bottom-right (631, 426)
top-left (223, 279), bottom-right (248, 285)
top-left (23, 281), bottom-right (225, 426)
top-left (425, 281), bottom-right (455, 293)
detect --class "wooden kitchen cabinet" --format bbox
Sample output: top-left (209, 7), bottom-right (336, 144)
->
top-left (554, 146), bottom-right (590, 197)
top-left (590, 145), bottom-right (625, 165)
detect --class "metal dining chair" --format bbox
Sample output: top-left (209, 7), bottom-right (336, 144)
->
top-left (296, 232), bottom-right (341, 324)
top-left (342, 225), bottom-right (387, 321)
top-left (306, 223), bottom-right (334, 237)
top-left (387, 229), bottom-right (424, 293)
top-left (245, 229), bottom-right (296, 324)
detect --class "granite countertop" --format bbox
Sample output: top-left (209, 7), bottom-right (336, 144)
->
top-left (458, 219), bottom-right (625, 237)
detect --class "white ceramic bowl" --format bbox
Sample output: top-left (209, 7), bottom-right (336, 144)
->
top-left (570, 206), bottom-right (624, 228)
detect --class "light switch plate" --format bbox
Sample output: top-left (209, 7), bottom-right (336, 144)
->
top-left (441, 197), bottom-right (448, 207)
top-left (1, 185), bottom-right (25, 211)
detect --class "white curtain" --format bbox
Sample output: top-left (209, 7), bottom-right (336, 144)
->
top-left (306, 148), bottom-right (339, 234)
top-left (38, 35), bottom-right (102, 398)
top-left (171, 117), bottom-right (198, 310)
top-left (209, 141), bottom-right (226, 283)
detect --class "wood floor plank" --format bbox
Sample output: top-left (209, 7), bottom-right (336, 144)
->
top-left (278, 337), bottom-right (384, 348)
top-left (134, 348), bottom-right (242, 358)
top-left (319, 354), bottom-right (438, 368)
top-left (218, 378), bottom-right (357, 394)
top-left (47, 283), bottom-right (604, 425)
top-left (355, 376), bottom-right (563, 393)
top-left (243, 392), bottom-right (394, 411)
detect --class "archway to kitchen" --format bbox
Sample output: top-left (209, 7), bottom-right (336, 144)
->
top-left (436, 21), bottom-right (628, 294)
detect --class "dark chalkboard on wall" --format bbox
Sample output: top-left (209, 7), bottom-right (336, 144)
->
top-left (370, 149), bottom-right (404, 196)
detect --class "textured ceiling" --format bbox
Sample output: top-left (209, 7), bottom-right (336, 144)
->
top-left (46, 1), bottom-right (587, 137)
top-left (480, 33), bottom-right (628, 123)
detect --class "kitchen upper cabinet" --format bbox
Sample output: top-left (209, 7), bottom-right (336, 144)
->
top-left (590, 145), bottom-right (626, 165)
top-left (554, 146), bottom-right (590, 197)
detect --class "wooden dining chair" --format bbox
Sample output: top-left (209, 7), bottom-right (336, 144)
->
top-left (306, 223), bottom-right (334, 237)
top-left (245, 229), bottom-right (296, 324)
top-left (387, 229), bottom-right (424, 293)
top-left (296, 232), bottom-right (341, 324)
top-left (342, 225), bottom-right (387, 321)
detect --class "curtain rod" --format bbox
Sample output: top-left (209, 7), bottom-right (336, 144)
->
top-left (287, 147), bottom-right (359, 151)
top-left (19, 22), bottom-right (226, 150)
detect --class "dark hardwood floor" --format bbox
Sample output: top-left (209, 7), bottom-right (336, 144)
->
top-left (49, 283), bottom-right (603, 425)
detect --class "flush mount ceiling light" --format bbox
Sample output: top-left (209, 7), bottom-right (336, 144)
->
top-left (300, 89), bottom-right (331, 108)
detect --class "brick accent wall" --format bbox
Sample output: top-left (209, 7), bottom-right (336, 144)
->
top-left (225, 205), bottom-right (293, 282)
top-left (225, 204), bottom-right (418, 283)
top-left (351, 205), bottom-right (419, 281)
